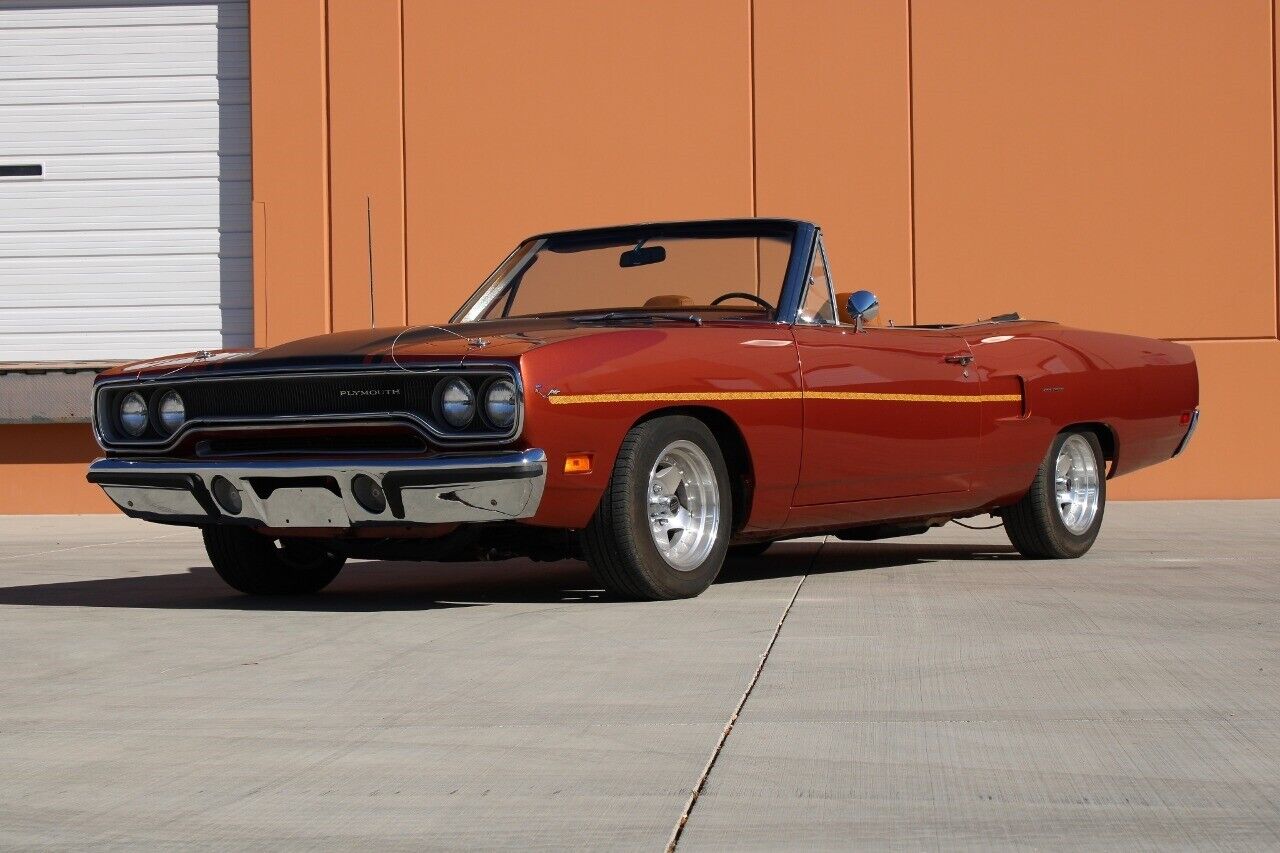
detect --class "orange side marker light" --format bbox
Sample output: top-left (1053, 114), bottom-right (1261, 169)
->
top-left (564, 453), bottom-right (593, 474)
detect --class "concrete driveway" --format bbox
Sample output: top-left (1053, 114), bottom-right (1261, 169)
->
top-left (0, 501), bottom-right (1276, 850)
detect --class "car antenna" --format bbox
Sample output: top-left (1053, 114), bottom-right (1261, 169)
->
top-left (366, 195), bottom-right (376, 328)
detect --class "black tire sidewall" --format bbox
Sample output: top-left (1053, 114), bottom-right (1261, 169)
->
top-left (621, 417), bottom-right (732, 598)
top-left (203, 526), bottom-right (344, 595)
top-left (1040, 431), bottom-right (1106, 556)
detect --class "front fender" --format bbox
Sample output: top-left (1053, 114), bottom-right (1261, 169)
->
top-left (515, 325), bottom-right (802, 530)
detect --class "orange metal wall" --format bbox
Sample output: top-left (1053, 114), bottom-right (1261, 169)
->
top-left (6, 0), bottom-right (1277, 513)
top-left (754, 0), bottom-right (916, 325)
top-left (329, 0), bottom-right (407, 331)
top-left (403, 0), bottom-right (757, 322)
top-left (0, 426), bottom-right (114, 515)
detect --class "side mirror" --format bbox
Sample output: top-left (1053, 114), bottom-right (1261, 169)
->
top-left (846, 290), bottom-right (879, 331)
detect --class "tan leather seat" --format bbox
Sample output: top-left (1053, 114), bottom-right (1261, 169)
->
top-left (643, 294), bottom-right (693, 308)
top-left (835, 292), bottom-right (883, 327)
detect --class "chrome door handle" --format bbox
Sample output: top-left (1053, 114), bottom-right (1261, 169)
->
top-left (944, 353), bottom-right (974, 366)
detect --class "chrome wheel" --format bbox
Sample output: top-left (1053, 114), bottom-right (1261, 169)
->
top-left (646, 439), bottom-right (721, 571)
top-left (1054, 434), bottom-right (1100, 534)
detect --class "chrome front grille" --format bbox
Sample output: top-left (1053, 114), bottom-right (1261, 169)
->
top-left (92, 367), bottom-right (522, 451)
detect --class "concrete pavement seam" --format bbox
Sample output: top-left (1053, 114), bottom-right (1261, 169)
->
top-left (0, 531), bottom-right (184, 562)
top-left (665, 538), bottom-right (825, 851)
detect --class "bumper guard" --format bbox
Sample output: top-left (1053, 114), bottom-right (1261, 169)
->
top-left (1172, 409), bottom-right (1200, 458)
top-left (87, 450), bottom-right (547, 529)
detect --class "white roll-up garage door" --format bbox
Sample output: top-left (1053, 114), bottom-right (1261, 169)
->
top-left (0, 0), bottom-right (251, 362)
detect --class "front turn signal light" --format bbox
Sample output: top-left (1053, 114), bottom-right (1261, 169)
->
top-left (564, 453), bottom-right (593, 474)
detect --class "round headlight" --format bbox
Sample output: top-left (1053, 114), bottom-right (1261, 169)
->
top-left (483, 379), bottom-right (518, 429)
top-left (157, 390), bottom-right (185, 434)
top-left (118, 391), bottom-right (148, 437)
top-left (438, 379), bottom-right (476, 429)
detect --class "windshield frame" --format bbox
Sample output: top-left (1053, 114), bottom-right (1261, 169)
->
top-left (451, 219), bottom-right (817, 325)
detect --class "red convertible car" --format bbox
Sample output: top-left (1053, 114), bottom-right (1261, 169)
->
top-left (88, 219), bottom-right (1199, 600)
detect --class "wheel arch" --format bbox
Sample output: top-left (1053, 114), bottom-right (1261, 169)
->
top-left (1062, 421), bottom-right (1117, 476)
top-left (631, 405), bottom-right (754, 532)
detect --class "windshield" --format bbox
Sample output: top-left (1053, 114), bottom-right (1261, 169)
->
top-left (456, 223), bottom-right (798, 322)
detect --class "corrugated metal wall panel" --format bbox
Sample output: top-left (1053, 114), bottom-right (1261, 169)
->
top-left (1, 104), bottom-right (251, 156)
top-left (0, 0), bottom-right (251, 361)
top-left (0, 229), bottom-right (250, 259)
top-left (0, 182), bottom-right (252, 229)
top-left (0, 153), bottom-right (251, 182)
top-left (0, 257), bottom-right (253, 306)
top-left (3, 76), bottom-right (248, 106)
top-left (0, 1), bottom-right (245, 28)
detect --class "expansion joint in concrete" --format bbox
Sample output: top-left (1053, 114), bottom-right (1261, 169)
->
top-left (665, 539), bottom-right (824, 851)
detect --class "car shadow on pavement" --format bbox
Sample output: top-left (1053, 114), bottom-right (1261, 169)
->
top-left (716, 539), bottom-right (1019, 585)
top-left (0, 539), bottom-right (1016, 611)
top-left (0, 560), bottom-right (599, 612)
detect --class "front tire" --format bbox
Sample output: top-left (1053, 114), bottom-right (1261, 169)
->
top-left (202, 527), bottom-right (346, 595)
top-left (1001, 430), bottom-right (1106, 559)
top-left (582, 416), bottom-right (731, 600)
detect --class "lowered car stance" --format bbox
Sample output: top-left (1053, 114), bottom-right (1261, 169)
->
top-left (88, 219), bottom-right (1199, 600)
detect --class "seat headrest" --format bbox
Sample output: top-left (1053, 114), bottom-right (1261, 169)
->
top-left (835, 292), bottom-right (855, 325)
top-left (643, 294), bottom-right (693, 308)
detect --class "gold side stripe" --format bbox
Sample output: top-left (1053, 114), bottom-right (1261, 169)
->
top-left (549, 391), bottom-right (800, 405)
top-left (547, 391), bottom-right (1022, 405)
top-left (807, 391), bottom-right (1023, 403)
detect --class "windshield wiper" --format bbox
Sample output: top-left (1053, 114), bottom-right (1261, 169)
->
top-left (573, 312), bottom-right (703, 327)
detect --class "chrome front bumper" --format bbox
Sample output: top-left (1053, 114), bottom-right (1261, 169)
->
top-left (87, 450), bottom-right (547, 529)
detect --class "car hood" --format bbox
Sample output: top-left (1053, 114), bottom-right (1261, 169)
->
top-left (104, 317), bottom-right (664, 378)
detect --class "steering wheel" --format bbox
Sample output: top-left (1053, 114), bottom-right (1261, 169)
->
top-left (710, 292), bottom-right (775, 313)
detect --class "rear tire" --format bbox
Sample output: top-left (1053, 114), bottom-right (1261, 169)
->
top-left (582, 416), bottom-right (731, 600)
top-left (1001, 430), bottom-right (1106, 559)
top-left (202, 527), bottom-right (346, 595)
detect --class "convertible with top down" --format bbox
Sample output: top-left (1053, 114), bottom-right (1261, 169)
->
top-left (88, 219), bottom-right (1200, 600)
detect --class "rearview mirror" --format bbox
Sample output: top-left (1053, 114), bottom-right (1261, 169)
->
top-left (619, 245), bottom-right (666, 268)
top-left (846, 290), bottom-right (879, 331)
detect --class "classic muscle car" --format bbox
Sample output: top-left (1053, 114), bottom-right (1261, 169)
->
top-left (87, 219), bottom-right (1199, 600)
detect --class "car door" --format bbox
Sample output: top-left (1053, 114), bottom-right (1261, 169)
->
top-left (791, 236), bottom-right (981, 505)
